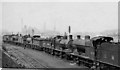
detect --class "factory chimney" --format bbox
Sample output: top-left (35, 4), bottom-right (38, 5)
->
top-left (68, 26), bottom-right (71, 34)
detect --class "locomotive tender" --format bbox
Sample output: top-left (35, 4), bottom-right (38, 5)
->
top-left (2, 34), bottom-right (120, 70)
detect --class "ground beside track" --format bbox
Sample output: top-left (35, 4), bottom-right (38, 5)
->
top-left (2, 43), bottom-right (89, 70)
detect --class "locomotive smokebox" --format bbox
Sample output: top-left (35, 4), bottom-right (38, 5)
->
top-left (64, 35), bottom-right (67, 39)
top-left (77, 35), bottom-right (81, 39)
top-left (69, 35), bottom-right (73, 40)
top-left (85, 35), bottom-right (90, 39)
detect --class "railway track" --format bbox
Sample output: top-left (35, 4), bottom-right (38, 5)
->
top-left (3, 43), bottom-right (86, 69)
top-left (4, 44), bottom-right (49, 68)
top-left (15, 49), bottom-right (49, 68)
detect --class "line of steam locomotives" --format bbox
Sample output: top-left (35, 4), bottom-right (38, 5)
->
top-left (2, 34), bottom-right (120, 70)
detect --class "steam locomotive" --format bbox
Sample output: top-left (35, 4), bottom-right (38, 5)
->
top-left (2, 34), bottom-right (120, 70)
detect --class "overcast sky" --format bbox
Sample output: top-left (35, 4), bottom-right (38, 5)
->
top-left (2, 2), bottom-right (118, 33)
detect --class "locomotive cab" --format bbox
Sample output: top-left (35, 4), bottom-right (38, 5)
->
top-left (90, 36), bottom-right (114, 62)
top-left (91, 36), bottom-right (113, 48)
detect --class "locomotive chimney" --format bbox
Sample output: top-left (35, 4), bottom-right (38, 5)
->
top-left (77, 35), bottom-right (81, 39)
top-left (69, 35), bottom-right (73, 40)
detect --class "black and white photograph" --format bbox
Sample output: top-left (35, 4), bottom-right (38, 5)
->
top-left (1, 0), bottom-right (120, 70)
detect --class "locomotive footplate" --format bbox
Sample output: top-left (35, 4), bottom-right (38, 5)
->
top-left (68, 53), bottom-right (94, 68)
top-left (30, 44), bottom-right (43, 51)
top-left (31, 45), bottom-right (36, 49)
top-left (50, 48), bottom-right (55, 55)
top-left (46, 47), bottom-right (53, 54)
top-left (52, 49), bottom-right (70, 59)
top-left (26, 44), bottom-right (32, 49)
top-left (16, 42), bottom-right (21, 46)
top-left (43, 47), bottom-right (47, 51)
top-left (53, 48), bottom-right (62, 57)
top-left (98, 60), bottom-right (120, 70)
top-left (43, 47), bottom-right (50, 53)
top-left (61, 50), bottom-right (72, 60)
